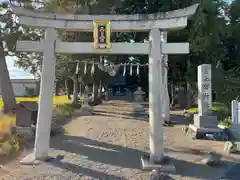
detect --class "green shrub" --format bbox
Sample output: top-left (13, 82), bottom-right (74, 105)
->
top-left (187, 102), bottom-right (230, 121)
top-left (218, 116), bottom-right (232, 128)
top-left (0, 135), bottom-right (20, 156)
top-left (52, 103), bottom-right (74, 118)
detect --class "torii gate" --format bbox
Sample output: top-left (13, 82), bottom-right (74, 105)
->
top-left (10, 3), bottom-right (198, 173)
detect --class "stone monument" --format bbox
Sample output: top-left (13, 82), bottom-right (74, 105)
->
top-left (79, 86), bottom-right (93, 116)
top-left (10, 2), bottom-right (198, 178)
top-left (230, 100), bottom-right (240, 140)
top-left (189, 64), bottom-right (220, 139)
top-left (133, 87), bottom-right (147, 120)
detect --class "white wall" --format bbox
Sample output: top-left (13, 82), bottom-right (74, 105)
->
top-left (12, 82), bottom-right (38, 97)
top-left (0, 79), bottom-right (39, 97)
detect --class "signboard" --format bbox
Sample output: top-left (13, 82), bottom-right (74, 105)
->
top-left (93, 20), bottom-right (111, 49)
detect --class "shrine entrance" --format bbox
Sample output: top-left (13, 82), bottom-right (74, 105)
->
top-left (10, 3), bottom-right (198, 176)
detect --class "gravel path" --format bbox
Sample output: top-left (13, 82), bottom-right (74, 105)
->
top-left (0, 101), bottom-right (237, 180)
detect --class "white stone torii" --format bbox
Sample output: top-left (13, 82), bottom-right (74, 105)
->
top-left (10, 4), bottom-right (198, 170)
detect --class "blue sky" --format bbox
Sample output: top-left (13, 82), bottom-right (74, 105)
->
top-left (6, 56), bottom-right (35, 79)
top-left (2, 0), bottom-right (232, 79)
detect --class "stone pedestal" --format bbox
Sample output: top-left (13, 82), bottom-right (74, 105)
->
top-left (79, 86), bottom-right (93, 116)
top-left (188, 114), bottom-right (223, 139)
top-left (141, 155), bottom-right (175, 179)
top-left (194, 114), bottom-right (218, 129)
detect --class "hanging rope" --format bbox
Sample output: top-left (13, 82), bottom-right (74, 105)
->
top-left (75, 61), bottom-right (79, 74)
top-left (91, 63), bottom-right (95, 75)
top-left (84, 63), bottom-right (87, 75)
top-left (136, 63), bottom-right (140, 75)
top-left (130, 64), bottom-right (133, 76)
top-left (123, 64), bottom-right (126, 76)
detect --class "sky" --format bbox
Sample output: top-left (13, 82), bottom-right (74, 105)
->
top-left (6, 56), bottom-right (35, 79)
top-left (2, 0), bottom-right (232, 79)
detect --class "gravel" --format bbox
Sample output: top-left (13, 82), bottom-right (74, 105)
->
top-left (0, 101), bottom-right (237, 180)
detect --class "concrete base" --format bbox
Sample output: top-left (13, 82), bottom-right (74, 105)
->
top-left (20, 153), bottom-right (56, 165)
top-left (193, 114), bottom-right (218, 129)
top-left (20, 153), bottom-right (41, 165)
top-left (141, 155), bottom-right (175, 172)
top-left (188, 124), bottom-right (225, 140)
top-left (79, 105), bottom-right (93, 116)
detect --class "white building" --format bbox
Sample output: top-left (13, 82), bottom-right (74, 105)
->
top-left (0, 79), bottom-right (40, 97)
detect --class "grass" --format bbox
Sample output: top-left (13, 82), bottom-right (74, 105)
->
top-left (187, 102), bottom-right (230, 115)
top-left (0, 96), bottom-right (72, 158)
top-left (187, 102), bottom-right (231, 127)
top-left (0, 96), bottom-right (71, 109)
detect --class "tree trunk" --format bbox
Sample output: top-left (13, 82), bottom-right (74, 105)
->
top-left (0, 42), bottom-right (16, 113)
top-left (186, 58), bottom-right (191, 109)
top-left (78, 76), bottom-right (84, 96)
top-left (79, 83), bottom-right (82, 96)
top-left (72, 76), bottom-right (78, 104)
top-left (65, 79), bottom-right (71, 100)
top-left (55, 82), bottom-right (60, 96)
top-left (92, 83), bottom-right (96, 100)
top-left (98, 80), bottom-right (102, 97)
top-left (170, 83), bottom-right (175, 106)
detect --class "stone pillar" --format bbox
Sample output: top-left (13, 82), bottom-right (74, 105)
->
top-left (148, 28), bottom-right (164, 162)
top-left (79, 86), bottom-right (93, 115)
top-left (34, 28), bottom-right (57, 160)
top-left (161, 31), bottom-right (170, 123)
top-left (231, 100), bottom-right (240, 140)
top-left (198, 64), bottom-right (212, 116)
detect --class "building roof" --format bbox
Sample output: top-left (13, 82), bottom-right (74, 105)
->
top-left (11, 79), bottom-right (39, 83)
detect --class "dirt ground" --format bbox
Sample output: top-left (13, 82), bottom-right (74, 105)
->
top-left (0, 100), bottom-right (237, 180)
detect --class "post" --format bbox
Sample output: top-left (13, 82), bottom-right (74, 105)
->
top-left (161, 31), bottom-right (170, 123)
top-left (149, 28), bottom-right (164, 162)
top-left (34, 28), bottom-right (57, 160)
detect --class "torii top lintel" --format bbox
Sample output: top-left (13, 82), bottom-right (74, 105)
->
top-left (10, 4), bottom-right (199, 32)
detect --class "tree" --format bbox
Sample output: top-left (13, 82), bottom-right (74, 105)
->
top-left (0, 2), bottom-right (18, 113)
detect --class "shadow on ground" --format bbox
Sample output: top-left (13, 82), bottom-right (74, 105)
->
top-left (93, 110), bottom-right (187, 126)
top-left (170, 114), bottom-right (187, 126)
top-left (50, 135), bottom-right (231, 180)
top-left (93, 110), bottom-right (141, 120)
top-left (47, 159), bottom-right (127, 179)
top-left (51, 135), bottom-right (147, 169)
